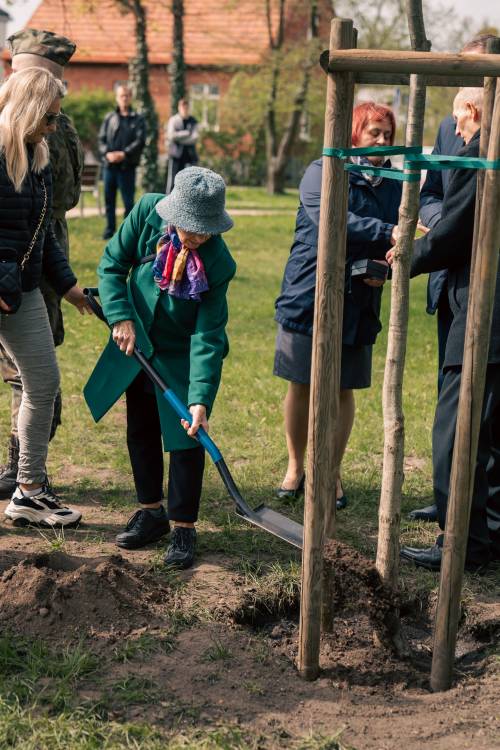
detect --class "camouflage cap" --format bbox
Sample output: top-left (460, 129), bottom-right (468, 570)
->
top-left (7, 29), bottom-right (76, 67)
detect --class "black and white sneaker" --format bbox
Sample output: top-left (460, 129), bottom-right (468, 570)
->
top-left (4, 485), bottom-right (82, 528)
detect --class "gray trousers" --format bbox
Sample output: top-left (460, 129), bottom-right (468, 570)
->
top-left (0, 289), bottom-right (60, 483)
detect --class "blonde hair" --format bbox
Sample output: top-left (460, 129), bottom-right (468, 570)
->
top-left (0, 67), bottom-right (65, 192)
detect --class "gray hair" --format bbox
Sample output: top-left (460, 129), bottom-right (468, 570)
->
top-left (454, 87), bottom-right (484, 113)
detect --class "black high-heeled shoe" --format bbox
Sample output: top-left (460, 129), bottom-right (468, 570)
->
top-left (336, 480), bottom-right (348, 510)
top-left (275, 474), bottom-right (305, 501)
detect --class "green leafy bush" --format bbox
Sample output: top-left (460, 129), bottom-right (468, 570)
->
top-left (63, 87), bottom-right (115, 158)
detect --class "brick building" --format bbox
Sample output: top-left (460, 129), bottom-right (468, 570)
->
top-left (1, 0), bottom-right (332, 132)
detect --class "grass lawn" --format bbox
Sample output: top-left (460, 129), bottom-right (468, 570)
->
top-left (0, 194), bottom-right (498, 748)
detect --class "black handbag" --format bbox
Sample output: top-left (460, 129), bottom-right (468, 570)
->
top-left (0, 178), bottom-right (47, 315)
top-left (350, 258), bottom-right (388, 282)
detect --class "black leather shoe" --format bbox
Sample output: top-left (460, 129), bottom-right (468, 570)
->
top-left (275, 474), bottom-right (305, 502)
top-left (164, 526), bottom-right (197, 569)
top-left (336, 494), bottom-right (348, 510)
top-left (400, 543), bottom-right (442, 570)
top-left (400, 544), bottom-right (488, 573)
top-left (102, 229), bottom-right (114, 240)
top-left (336, 479), bottom-right (348, 510)
top-left (116, 508), bottom-right (170, 549)
top-left (408, 504), bottom-right (438, 522)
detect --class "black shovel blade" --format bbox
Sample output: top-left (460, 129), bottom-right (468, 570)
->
top-left (236, 504), bottom-right (304, 549)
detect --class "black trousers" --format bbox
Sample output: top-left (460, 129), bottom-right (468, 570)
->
top-left (433, 364), bottom-right (500, 564)
top-left (436, 293), bottom-right (453, 394)
top-left (165, 153), bottom-right (197, 195)
top-left (126, 373), bottom-right (205, 523)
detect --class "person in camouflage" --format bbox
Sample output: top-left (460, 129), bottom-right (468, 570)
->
top-left (0, 29), bottom-right (84, 496)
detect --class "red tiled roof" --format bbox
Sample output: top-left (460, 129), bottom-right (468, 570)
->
top-left (24, 0), bottom-right (285, 66)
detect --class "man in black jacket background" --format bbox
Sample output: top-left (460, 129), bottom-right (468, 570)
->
top-left (388, 87), bottom-right (500, 571)
top-left (99, 85), bottom-right (146, 240)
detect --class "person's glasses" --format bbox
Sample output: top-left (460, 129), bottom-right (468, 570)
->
top-left (44, 112), bottom-right (61, 126)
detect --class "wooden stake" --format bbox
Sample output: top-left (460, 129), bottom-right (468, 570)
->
top-left (326, 49), bottom-right (500, 77)
top-left (431, 82), bottom-right (500, 694)
top-left (375, 0), bottom-right (428, 590)
top-left (298, 17), bottom-right (355, 681)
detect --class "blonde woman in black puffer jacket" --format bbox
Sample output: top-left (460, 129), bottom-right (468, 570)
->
top-left (0, 67), bottom-right (91, 528)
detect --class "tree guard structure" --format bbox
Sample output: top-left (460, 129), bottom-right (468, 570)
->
top-left (298, 10), bottom-right (500, 691)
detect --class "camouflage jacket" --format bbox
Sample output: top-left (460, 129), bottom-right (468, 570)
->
top-left (47, 112), bottom-right (84, 219)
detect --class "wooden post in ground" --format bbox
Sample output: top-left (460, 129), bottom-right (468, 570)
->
top-left (470, 37), bottom-right (500, 288)
top-left (297, 17), bottom-right (355, 680)
top-left (375, 0), bottom-right (428, 591)
top-left (431, 80), bottom-right (500, 693)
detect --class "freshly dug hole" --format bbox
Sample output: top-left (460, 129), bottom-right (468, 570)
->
top-left (230, 541), bottom-right (404, 652)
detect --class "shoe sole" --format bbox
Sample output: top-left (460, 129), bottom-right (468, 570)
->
top-left (116, 528), bottom-right (170, 550)
top-left (5, 509), bottom-right (82, 529)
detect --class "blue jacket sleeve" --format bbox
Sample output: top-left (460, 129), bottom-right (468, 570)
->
top-left (300, 160), bottom-right (393, 247)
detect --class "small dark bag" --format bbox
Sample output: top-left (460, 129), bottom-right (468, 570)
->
top-left (0, 251), bottom-right (23, 314)
top-left (350, 258), bottom-right (388, 282)
top-left (0, 178), bottom-right (47, 315)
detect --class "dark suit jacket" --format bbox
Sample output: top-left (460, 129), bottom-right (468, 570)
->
top-left (419, 115), bottom-right (464, 314)
top-left (411, 131), bottom-right (500, 368)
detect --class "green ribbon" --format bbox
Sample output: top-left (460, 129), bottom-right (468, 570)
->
top-left (405, 153), bottom-right (500, 170)
top-left (323, 145), bottom-right (500, 181)
top-left (323, 145), bottom-right (421, 158)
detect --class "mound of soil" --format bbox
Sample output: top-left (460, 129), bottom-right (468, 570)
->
top-left (0, 551), bottom-right (171, 640)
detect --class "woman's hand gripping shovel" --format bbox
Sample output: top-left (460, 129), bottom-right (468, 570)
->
top-left (84, 288), bottom-right (303, 549)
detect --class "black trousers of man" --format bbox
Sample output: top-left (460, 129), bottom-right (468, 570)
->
top-left (165, 152), bottom-right (197, 195)
top-left (433, 363), bottom-right (500, 565)
top-left (126, 372), bottom-right (205, 523)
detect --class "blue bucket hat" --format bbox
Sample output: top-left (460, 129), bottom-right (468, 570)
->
top-left (155, 166), bottom-right (234, 235)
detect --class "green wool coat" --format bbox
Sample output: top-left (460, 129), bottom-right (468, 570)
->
top-left (84, 193), bottom-right (237, 451)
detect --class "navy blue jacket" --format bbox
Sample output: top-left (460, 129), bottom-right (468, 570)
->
top-left (419, 115), bottom-right (464, 313)
top-left (275, 158), bottom-right (401, 345)
top-left (412, 131), bottom-right (500, 367)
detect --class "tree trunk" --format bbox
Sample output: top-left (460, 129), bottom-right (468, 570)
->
top-left (127, 0), bottom-right (160, 193)
top-left (264, 0), bottom-right (317, 194)
top-left (375, 0), bottom-right (428, 589)
top-left (170, 0), bottom-right (186, 113)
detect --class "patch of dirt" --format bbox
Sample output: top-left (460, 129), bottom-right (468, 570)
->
top-left (0, 551), bottom-right (172, 639)
top-left (0, 500), bottom-right (499, 749)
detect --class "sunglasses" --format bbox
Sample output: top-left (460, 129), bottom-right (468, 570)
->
top-left (44, 112), bottom-right (61, 126)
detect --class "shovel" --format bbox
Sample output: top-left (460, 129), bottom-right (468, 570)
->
top-left (84, 288), bottom-right (304, 549)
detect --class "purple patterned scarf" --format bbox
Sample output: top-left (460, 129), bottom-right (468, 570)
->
top-left (152, 225), bottom-right (209, 300)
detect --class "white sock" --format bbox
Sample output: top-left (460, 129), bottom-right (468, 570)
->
top-left (15, 486), bottom-right (43, 498)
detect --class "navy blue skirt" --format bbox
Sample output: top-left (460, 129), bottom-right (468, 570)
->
top-left (273, 325), bottom-right (372, 389)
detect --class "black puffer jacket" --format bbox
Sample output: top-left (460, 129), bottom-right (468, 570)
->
top-left (0, 149), bottom-right (76, 310)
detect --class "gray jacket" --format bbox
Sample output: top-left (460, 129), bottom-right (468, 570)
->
top-left (166, 113), bottom-right (199, 160)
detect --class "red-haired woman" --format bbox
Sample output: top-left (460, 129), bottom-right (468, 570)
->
top-left (274, 102), bottom-right (401, 508)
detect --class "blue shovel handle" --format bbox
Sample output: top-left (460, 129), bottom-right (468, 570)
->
top-left (161, 388), bottom-right (222, 462)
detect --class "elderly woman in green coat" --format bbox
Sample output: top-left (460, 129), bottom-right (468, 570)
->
top-left (84, 167), bottom-right (236, 569)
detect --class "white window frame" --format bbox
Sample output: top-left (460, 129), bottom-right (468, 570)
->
top-left (190, 83), bottom-right (220, 132)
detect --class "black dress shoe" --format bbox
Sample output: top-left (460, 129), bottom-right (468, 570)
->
top-left (400, 544), bottom-right (488, 573)
top-left (336, 479), bottom-right (348, 510)
top-left (102, 229), bottom-right (114, 240)
top-left (408, 504), bottom-right (438, 522)
top-left (164, 526), bottom-right (197, 569)
top-left (116, 508), bottom-right (170, 549)
top-left (275, 474), bottom-right (305, 501)
top-left (400, 543), bottom-right (442, 570)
